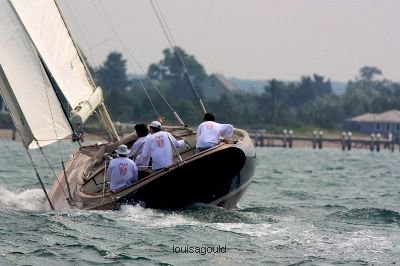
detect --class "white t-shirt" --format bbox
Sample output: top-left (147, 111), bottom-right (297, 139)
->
top-left (128, 135), bottom-right (150, 171)
top-left (196, 121), bottom-right (233, 149)
top-left (139, 131), bottom-right (185, 170)
top-left (107, 157), bottom-right (138, 192)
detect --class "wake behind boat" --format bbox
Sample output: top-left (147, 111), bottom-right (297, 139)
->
top-left (0, 0), bottom-right (255, 210)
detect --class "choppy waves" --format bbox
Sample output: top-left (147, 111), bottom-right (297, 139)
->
top-left (1, 144), bottom-right (400, 264)
top-left (0, 187), bottom-right (45, 210)
top-left (327, 207), bottom-right (400, 225)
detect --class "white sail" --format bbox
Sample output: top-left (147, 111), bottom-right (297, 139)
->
top-left (0, 0), bottom-right (71, 148)
top-left (9, 0), bottom-right (95, 110)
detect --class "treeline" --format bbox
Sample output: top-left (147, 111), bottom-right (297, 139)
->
top-left (95, 48), bottom-right (400, 132)
top-left (1, 48), bottom-right (400, 133)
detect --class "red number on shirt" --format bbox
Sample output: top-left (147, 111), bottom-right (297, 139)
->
top-left (119, 163), bottom-right (128, 176)
top-left (155, 136), bottom-right (164, 147)
top-left (205, 122), bottom-right (213, 130)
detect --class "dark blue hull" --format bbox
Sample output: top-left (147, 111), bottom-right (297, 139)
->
top-left (116, 144), bottom-right (256, 209)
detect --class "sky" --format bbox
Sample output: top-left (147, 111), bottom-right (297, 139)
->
top-left (59, 0), bottom-right (400, 82)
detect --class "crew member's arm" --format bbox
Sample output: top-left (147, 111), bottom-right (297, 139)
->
top-left (106, 160), bottom-right (113, 182)
top-left (168, 133), bottom-right (185, 149)
top-left (136, 140), bottom-right (151, 163)
top-left (219, 124), bottom-right (234, 140)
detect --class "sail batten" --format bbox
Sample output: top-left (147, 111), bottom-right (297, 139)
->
top-left (0, 0), bottom-right (71, 148)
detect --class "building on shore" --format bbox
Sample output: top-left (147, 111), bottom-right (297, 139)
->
top-left (343, 110), bottom-right (400, 136)
top-left (199, 73), bottom-right (236, 100)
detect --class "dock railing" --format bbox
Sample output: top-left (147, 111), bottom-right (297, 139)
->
top-left (248, 129), bottom-right (397, 152)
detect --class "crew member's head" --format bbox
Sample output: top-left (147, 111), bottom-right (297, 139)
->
top-left (203, 112), bottom-right (215, 122)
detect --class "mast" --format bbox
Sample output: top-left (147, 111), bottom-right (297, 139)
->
top-left (53, 0), bottom-right (119, 142)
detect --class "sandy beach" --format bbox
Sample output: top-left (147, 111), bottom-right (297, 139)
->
top-left (0, 129), bottom-right (14, 140)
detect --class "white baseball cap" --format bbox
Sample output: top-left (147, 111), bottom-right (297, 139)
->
top-left (150, 121), bottom-right (162, 129)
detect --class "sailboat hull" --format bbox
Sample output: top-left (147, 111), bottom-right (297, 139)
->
top-left (48, 128), bottom-right (256, 210)
top-left (117, 145), bottom-right (255, 209)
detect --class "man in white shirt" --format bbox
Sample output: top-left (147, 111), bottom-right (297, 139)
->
top-left (128, 124), bottom-right (150, 175)
top-left (137, 121), bottom-right (185, 172)
top-left (107, 144), bottom-right (138, 192)
top-left (196, 112), bottom-right (233, 151)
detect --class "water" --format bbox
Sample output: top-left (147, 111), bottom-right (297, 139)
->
top-left (0, 140), bottom-right (399, 265)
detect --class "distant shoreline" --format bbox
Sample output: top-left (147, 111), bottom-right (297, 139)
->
top-left (0, 129), bottom-right (106, 143)
top-left (2, 129), bottom-right (393, 151)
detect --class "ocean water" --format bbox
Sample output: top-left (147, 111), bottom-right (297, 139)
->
top-left (0, 140), bottom-right (399, 265)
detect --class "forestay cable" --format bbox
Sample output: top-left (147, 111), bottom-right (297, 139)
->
top-left (98, 1), bottom-right (185, 125)
top-left (150, 0), bottom-right (207, 114)
top-left (68, 1), bottom-right (185, 126)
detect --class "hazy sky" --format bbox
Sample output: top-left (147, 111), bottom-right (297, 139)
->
top-left (59, 0), bottom-right (400, 82)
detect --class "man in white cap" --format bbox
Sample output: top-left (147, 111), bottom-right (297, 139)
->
top-left (107, 144), bottom-right (138, 192)
top-left (137, 121), bottom-right (185, 172)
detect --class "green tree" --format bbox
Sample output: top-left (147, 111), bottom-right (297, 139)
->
top-left (96, 52), bottom-right (128, 91)
top-left (359, 66), bottom-right (382, 81)
top-left (148, 47), bottom-right (207, 82)
top-left (104, 88), bottom-right (138, 122)
top-left (292, 74), bottom-right (332, 107)
top-left (147, 47), bottom-right (207, 101)
top-left (313, 95), bottom-right (344, 129)
top-left (263, 79), bottom-right (285, 123)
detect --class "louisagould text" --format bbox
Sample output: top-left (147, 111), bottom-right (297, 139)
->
top-left (172, 245), bottom-right (227, 255)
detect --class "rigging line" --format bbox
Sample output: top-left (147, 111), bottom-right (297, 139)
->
top-left (89, 1), bottom-right (160, 120)
top-left (36, 141), bottom-right (68, 198)
top-left (164, 128), bottom-right (184, 164)
top-left (7, 3), bottom-right (72, 201)
top-left (151, 0), bottom-right (174, 50)
top-left (61, 0), bottom-right (97, 70)
top-left (0, 85), bottom-right (55, 209)
top-left (53, 0), bottom-right (119, 141)
top-left (38, 54), bottom-right (71, 199)
top-left (55, 0), bottom-right (119, 143)
top-left (40, 63), bottom-right (76, 201)
top-left (93, 1), bottom-right (185, 125)
top-left (92, 110), bottom-right (119, 141)
top-left (150, 0), bottom-right (207, 114)
top-left (36, 55), bottom-right (70, 200)
top-left (30, 81), bottom-right (69, 199)
top-left (88, 35), bottom-right (115, 50)
top-left (10, 0), bottom-right (84, 148)
top-left (93, 2), bottom-right (162, 114)
top-left (54, 0), bottom-right (95, 88)
top-left (36, 51), bottom-right (68, 162)
top-left (38, 56), bottom-right (82, 149)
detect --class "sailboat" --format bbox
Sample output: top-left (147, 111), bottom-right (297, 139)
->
top-left (0, 0), bottom-right (256, 210)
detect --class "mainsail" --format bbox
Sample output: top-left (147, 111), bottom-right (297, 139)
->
top-left (0, 0), bottom-right (71, 148)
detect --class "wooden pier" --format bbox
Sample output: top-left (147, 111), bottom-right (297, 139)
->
top-left (248, 131), bottom-right (397, 152)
